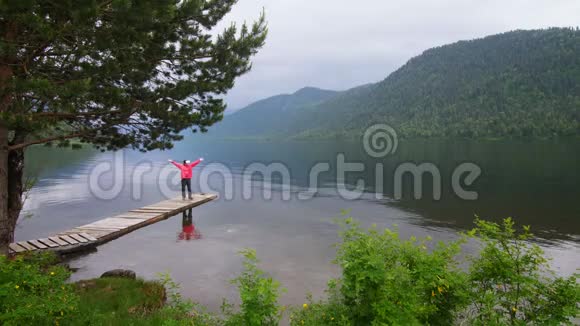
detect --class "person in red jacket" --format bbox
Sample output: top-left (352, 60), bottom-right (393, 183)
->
top-left (168, 158), bottom-right (203, 200)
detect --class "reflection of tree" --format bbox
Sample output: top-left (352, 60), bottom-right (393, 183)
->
top-left (389, 194), bottom-right (580, 243)
top-left (386, 140), bottom-right (580, 242)
top-left (24, 146), bottom-right (97, 179)
top-left (178, 208), bottom-right (201, 241)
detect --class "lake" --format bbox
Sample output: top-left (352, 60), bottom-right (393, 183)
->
top-left (16, 137), bottom-right (580, 311)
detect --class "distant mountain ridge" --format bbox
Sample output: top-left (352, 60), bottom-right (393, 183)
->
top-left (209, 28), bottom-right (580, 139)
top-left (209, 87), bottom-right (338, 138)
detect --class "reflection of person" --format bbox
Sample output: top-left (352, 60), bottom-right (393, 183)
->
top-left (168, 158), bottom-right (203, 200)
top-left (178, 208), bottom-right (201, 241)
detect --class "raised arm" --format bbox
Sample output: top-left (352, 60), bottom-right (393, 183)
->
top-left (189, 158), bottom-right (204, 168)
top-left (168, 159), bottom-right (183, 169)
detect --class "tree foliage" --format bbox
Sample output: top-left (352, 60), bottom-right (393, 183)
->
top-left (1, 0), bottom-right (267, 151)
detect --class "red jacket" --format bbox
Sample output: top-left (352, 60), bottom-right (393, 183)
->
top-left (171, 159), bottom-right (201, 179)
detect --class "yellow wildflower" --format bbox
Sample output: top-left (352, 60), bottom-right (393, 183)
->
top-left (303, 303), bottom-right (308, 309)
top-left (431, 290), bottom-right (435, 297)
top-left (437, 286), bottom-right (443, 294)
top-left (512, 307), bottom-right (517, 312)
top-left (14, 285), bottom-right (19, 289)
top-left (51, 272), bottom-right (55, 275)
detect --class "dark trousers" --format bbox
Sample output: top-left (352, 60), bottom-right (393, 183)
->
top-left (182, 208), bottom-right (193, 226)
top-left (181, 178), bottom-right (192, 198)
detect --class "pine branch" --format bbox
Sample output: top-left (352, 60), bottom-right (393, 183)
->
top-left (7, 131), bottom-right (86, 151)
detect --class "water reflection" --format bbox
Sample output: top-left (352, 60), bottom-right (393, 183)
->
top-left (19, 139), bottom-right (580, 244)
top-left (178, 208), bottom-right (202, 241)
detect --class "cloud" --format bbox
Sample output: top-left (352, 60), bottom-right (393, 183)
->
top-left (218, 0), bottom-right (580, 109)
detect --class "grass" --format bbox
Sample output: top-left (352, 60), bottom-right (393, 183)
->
top-left (63, 277), bottom-right (172, 326)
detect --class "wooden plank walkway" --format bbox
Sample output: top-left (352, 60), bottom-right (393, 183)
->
top-left (9, 193), bottom-right (217, 255)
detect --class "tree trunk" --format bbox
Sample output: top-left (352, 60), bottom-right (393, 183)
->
top-left (7, 147), bottom-right (24, 246)
top-left (0, 20), bottom-right (18, 255)
top-left (0, 125), bottom-right (25, 255)
top-left (0, 124), bottom-right (10, 254)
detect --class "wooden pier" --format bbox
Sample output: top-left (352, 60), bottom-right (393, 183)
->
top-left (9, 193), bottom-right (217, 255)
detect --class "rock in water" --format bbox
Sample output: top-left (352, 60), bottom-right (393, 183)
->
top-left (100, 269), bottom-right (136, 279)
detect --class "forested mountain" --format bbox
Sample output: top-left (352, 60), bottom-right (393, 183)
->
top-left (208, 28), bottom-right (580, 139)
top-left (208, 87), bottom-right (338, 138)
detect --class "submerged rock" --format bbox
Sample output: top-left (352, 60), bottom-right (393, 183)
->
top-left (100, 269), bottom-right (136, 279)
top-left (60, 263), bottom-right (80, 273)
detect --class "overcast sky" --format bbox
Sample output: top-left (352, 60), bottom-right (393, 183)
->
top-left (218, 0), bottom-right (580, 110)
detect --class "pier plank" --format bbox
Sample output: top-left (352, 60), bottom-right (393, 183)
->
top-left (71, 225), bottom-right (123, 231)
top-left (38, 238), bottom-right (59, 248)
top-left (17, 241), bottom-right (37, 251)
top-left (28, 240), bottom-right (48, 249)
top-left (69, 234), bottom-right (88, 243)
top-left (134, 207), bottom-right (173, 211)
top-left (70, 229), bottom-right (111, 239)
top-left (114, 215), bottom-right (153, 220)
top-left (49, 237), bottom-right (69, 246)
top-left (80, 224), bottom-right (125, 231)
top-left (88, 220), bottom-right (142, 229)
top-left (129, 210), bottom-right (169, 214)
top-left (9, 243), bottom-right (27, 253)
top-left (113, 213), bottom-right (158, 218)
top-left (79, 233), bottom-right (98, 241)
top-left (59, 235), bottom-right (79, 245)
top-left (71, 227), bottom-right (119, 234)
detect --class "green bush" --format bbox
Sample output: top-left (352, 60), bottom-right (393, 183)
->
top-left (224, 249), bottom-right (285, 326)
top-left (291, 216), bottom-right (579, 326)
top-left (463, 217), bottom-right (580, 325)
top-left (0, 252), bottom-right (79, 325)
top-left (289, 288), bottom-right (351, 325)
top-left (337, 218), bottom-right (469, 325)
top-left (291, 218), bottom-right (469, 326)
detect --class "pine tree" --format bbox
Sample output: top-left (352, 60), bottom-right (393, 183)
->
top-left (0, 0), bottom-right (267, 253)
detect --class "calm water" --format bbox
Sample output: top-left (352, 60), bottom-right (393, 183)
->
top-left (16, 138), bottom-right (580, 310)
